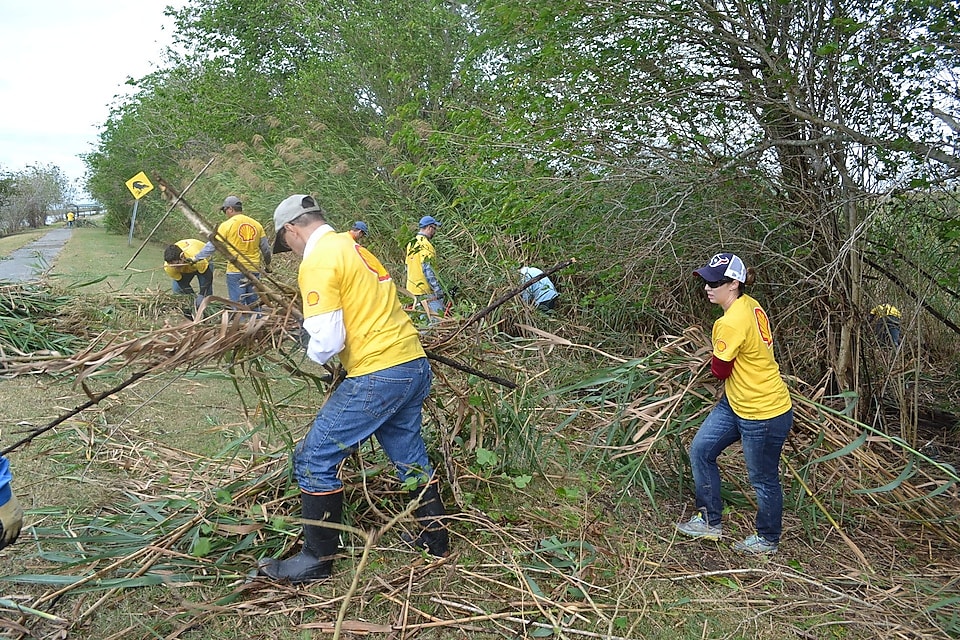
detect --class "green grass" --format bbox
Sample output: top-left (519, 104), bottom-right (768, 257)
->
top-left (0, 223), bottom-right (956, 640)
top-left (46, 221), bottom-right (233, 298)
top-left (0, 228), bottom-right (47, 257)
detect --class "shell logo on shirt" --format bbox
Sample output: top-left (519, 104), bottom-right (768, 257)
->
top-left (715, 339), bottom-right (728, 354)
top-left (237, 222), bottom-right (258, 242)
top-left (754, 307), bottom-right (773, 346)
top-left (356, 245), bottom-right (391, 282)
top-left (306, 291), bottom-right (321, 306)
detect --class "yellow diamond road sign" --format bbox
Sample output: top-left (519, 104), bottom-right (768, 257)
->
top-left (125, 172), bottom-right (154, 200)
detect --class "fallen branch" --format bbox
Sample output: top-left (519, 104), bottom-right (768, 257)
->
top-left (431, 258), bottom-right (576, 349)
top-left (1, 370), bottom-right (150, 456)
top-left (424, 348), bottom-right (516, 389)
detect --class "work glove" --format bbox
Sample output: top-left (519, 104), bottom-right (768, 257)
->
top-left (0, 493), bottom-right (23, 550)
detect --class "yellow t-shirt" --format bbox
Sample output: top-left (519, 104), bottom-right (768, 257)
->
top-left (300, 231), bottom-right (424, 377)
top-left (712, 294), bottom-right (792, 420)
top-left (405, 234), bottom-right (436, 296)
top-left (163, 239), bottom-right (210, 280)
top-left (216, 214), bottom-right (265, 273)
top-left (870, 304), bottom-right (901, 318)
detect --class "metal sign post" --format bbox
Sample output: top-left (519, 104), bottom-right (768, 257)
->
top-left (124, 171), bottom-right (155, 247)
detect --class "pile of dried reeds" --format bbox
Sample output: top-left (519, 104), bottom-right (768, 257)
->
top-left (554, 328), bottom-right (960, 546)
top-left (0, 283), bottom-right (78, 372)
top-left (1, 280), bottom-right (958, 639)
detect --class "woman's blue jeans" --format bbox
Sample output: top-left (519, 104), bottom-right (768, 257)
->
top-left (293, 357), bottom-right (435, 494)
top-left (689, 396), bottom-right (793, 542)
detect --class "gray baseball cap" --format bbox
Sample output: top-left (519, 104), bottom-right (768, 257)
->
top-left (221, 195), bottom-right (242, 211)
top-left (273, 194), bottom-right (324, 252)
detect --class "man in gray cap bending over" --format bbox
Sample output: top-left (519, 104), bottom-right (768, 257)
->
top-left (258, 195), bottom-right (450, 584)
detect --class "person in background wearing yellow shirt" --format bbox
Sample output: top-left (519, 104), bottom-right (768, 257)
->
top-left (193, 196), bottom-right (271, 309)
top-left (258, 195), bottom-right (450, 584)
top-left (869, 303), bottom-right (902, 347)
top-left (66, 210), bottom-right (75, 228)
top-left (163, 239), bottom-right (214, 312)
top-left (405, 216), bottom-right (445, 318)
top-left (675, 253), bottom-right (794, 555)
top-left (348, 221), bottom-right (368, 243)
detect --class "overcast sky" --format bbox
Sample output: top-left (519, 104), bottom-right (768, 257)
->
top-left (0, 1), bottom-right (183, 199)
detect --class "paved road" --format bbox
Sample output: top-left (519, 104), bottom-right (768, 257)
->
top-left (0, 227), bottom-right (72, 282)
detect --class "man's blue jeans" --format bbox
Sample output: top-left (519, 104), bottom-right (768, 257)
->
top-left (225, 272), bottom-right (260, 308)
top-left (172, 269), bottom-right (214, 309)
top-left (293, 357), bottom-right (435, 494)
top-left (689, 396), bottom-right (793, 542)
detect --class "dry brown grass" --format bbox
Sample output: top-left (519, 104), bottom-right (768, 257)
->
top-left (0, 256), bottom-right (956, 639)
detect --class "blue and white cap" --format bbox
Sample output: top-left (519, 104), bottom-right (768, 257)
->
top-left (694, 253), bottom-right (747, 283)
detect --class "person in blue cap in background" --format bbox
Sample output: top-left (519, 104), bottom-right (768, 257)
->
top-left (405, 216), bottom-right (445, 318)
top-left (348, 221), bottom-right (368, 243)
top-left (0, 455), bottom-right (23, 552)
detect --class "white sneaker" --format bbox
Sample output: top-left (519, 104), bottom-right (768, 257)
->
top-left (675, 512), bottom-right (722, 540)
top-left (732, 534), bottom-right (778, 554)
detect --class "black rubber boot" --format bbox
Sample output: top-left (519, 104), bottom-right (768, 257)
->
top-left (406, 483), bottom-right (450, 557)
top-left (258, 491), bottom-right (343, 583)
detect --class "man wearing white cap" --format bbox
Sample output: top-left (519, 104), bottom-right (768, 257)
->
top-left (193, 195), bottom-right (271, 308)
top-left (257, 195), bottom-right (450, 584)
top-left (405, 216), bottom-right (445, 318)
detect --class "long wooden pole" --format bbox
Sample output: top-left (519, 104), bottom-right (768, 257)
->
top-left (123, 157), bottom-right (216, 270)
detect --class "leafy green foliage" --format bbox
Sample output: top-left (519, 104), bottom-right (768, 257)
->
top-left (85, 0), bottom-right (960, 378)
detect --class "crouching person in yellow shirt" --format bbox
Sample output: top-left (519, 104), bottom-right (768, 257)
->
top-left (163, 239), bottom-right (214, 311)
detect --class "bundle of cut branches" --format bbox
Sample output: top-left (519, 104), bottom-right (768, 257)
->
top-left (0, 283), bottom-right (77, 371)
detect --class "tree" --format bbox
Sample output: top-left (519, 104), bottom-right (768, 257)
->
top-left (0, 165), bottom-right (72, 234)
top-left (462, 0), bottom-right (960, 389)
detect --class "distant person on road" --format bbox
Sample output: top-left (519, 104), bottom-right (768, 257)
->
top-left (405, 216), bottom-right (445, 319)
top-left (0, 455), bottom-right (24, 552)
top-left (163, 239), bottom-right (214, 311)
top-left (519, 266), bottom-right (560, 313)
top-left (675, 252), bottom-right (793, 555)
top-left (193, 196), bottom-right (271, 309)
top-left (66, 211), bottom-right (75, 228)
top-left (348, 221), bottom-right (368, 243)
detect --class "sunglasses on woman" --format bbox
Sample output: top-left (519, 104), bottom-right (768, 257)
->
top-left (704, 278), bottom-right (733, 288)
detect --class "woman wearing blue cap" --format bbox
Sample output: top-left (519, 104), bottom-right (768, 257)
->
top-left (675, 252), bottom-right (793, 554)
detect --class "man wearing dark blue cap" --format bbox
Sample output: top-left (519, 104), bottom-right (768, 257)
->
top-left (348, 221), bottom-right (368, 243)
top-left (405, 216), bottom-right (445, 318)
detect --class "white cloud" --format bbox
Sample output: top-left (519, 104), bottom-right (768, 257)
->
top-left (0, 0), bottom-right (182, 196)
